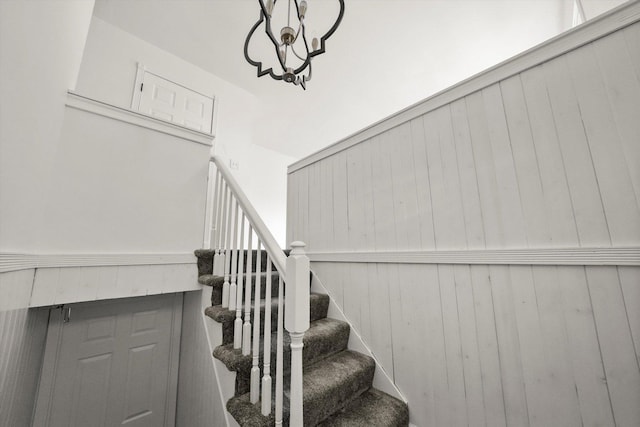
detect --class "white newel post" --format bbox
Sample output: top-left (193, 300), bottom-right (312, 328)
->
top-left (285, 241), bottom-right (310, 427)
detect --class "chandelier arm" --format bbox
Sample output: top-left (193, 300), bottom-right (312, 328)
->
top-left (290, 44), bottom-right (306, 62)
top-left (308, 0), bottom-right (345, 59)
top-left (244, 9), bottom-right (284, 80)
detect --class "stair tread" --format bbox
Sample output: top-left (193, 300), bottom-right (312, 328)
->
top-left (227, 350), bottom-right (375, 426)
top-left (316, 388), bottom-right (409, 427)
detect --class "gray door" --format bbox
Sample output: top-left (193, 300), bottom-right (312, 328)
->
top-left (34, 293), bottom-right (182, 427)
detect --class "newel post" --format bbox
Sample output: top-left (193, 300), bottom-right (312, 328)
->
top-left (285, 241), bottom-right (310, 427)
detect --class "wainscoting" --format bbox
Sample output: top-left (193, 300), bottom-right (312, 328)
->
top-left (287, 5), bottom-right (640, 426)
top-left (0, 270), bottom-right (48, 427)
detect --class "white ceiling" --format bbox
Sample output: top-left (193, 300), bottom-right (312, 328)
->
top-left (92, 0), bottom-right (605, 158)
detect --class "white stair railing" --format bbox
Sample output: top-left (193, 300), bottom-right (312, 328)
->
top-left (206, 156), bottom-right (310, 426)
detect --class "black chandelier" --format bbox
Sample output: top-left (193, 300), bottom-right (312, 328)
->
top-left (244, 0), bottom-right (345, 90)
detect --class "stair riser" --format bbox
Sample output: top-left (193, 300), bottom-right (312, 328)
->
top-left (210, 272), bottom-right (282, 306)
top-left (195, 249), bottom-right (287, 276)
top-left (210, 295), bottom-right (330, 346)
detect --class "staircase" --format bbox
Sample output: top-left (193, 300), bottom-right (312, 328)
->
top-left (194, 249), bottom-right (409, 426)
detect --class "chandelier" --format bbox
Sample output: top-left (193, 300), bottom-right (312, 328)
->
top-left (244, 0), bottom-right (345, 90)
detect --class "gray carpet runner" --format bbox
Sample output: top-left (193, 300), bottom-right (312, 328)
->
top-left (195, 249), bottom-right (409, 426)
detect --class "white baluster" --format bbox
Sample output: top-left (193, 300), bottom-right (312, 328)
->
top-left (205, 164), bottom-right (218, 249)
top-left (222, 191), bottom-right (232, 308)
top-left (216, 183), bottom-right (228, 277)
top-left (234, 211), bottom-right (245, 350)
top-left (275, 275), bottom-right (284, 426)
top-left (261, 256), bottom-right (273, 415)
top-left (229, 200), bottom-right (239, 311)
top-left (212, 172), bottom-right (223, 275)
top-left (250, 239), bottom-right (262, 404)
top-left (242, 228), bottom-right (254, 356)
top-left (286, 242), bottom-right (310, 427)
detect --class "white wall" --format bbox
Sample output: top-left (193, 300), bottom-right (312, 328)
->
top-left (38, 106), bottom-right (210, 253)
top-left (582, 0), bottom-right (630, 19)
top-left (0, 0), bottom-right (94, 252)
top-left (76, 17), bottom-right (291, 246)
top-left (287, 9), bottom-right (640, 427)
top-left (0, 2), bottom-right (95, 423)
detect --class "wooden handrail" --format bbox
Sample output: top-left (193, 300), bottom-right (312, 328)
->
top-left (210, 156), bottom-right (287, 275)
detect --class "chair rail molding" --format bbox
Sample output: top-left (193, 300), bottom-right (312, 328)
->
top-left (66, 91), bottom-right (214, 146)
top-left (306, 247), bottom-right (640, 266)
top-left (0, 252), bottom-right (195, 273)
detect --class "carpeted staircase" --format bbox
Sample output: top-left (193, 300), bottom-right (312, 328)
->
top-left (195, 249), bottom-right (409, 427)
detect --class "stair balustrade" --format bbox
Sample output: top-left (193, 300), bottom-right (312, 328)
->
top-left (206, 156), bottom-right (310, 426)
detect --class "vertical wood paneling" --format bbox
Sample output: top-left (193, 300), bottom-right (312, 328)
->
top-left (347, 143), bottom-right (367, 250)
top-left (421, 263), bottom-right (448, 426)
top-left (332, 151), bottom-right (349, 251)
top-left (390, 264), bottom-right (432, 425)
top-left (389, 123), bottom-right (421, 249)
top-left (531, 267), bottom-right (582, 426)
top-left (286, 21), bottom-right (640, 427)
top-left (483, 85), bottom-right (528, 247)
top-left (585, 267), bottom-right (640, 426)
top-left (470, 265), bottom-right (506, 427)
top-left (618, 267), bottom-right (640, 363)
top-left (0, 270), bottom-right (48, 427)
top-left (366, 263), bottom-right (395, 378)
top-left (520, 65), bottom-right (580, 247)
top-left (543, 55), bottom-right (611, 246)
top-left (594, 32), bottom-right (640, 206)
top-left (556, 266), bottom-right (616, 427)
top-left (409, 117), bottom-right (437, 249)
top-left (450, 99), bottom-right (485, 249)
top-left (176, 290), bottom-right (226, 427)
top-left (490, 265), bottom-right (530, 426)
top-left (370, 135), bottom-right (396, 249)
top-left (307, 162), bottom-right (322, 252)
top-left (319, 159), bottom-right (334, 251)
top-left (438, 264), bottom-right (468, 426)
top-left (501, 76), bottom-right (551, 246)
top-left (624, 23), bottom-right (640, 80)
top-left (566, 45), bottom-right (640, 245)
top-left (508, 266), bottom-right (552, 427)
top-left (453, 265), bottom-right (485, 427)
top-left (465, 92), bottom-right (505, 248)
top-left (435, 106), bottom-right (467, 249)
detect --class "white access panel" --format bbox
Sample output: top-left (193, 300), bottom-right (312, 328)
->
top-left (135, 70), bottom-right (215, 134)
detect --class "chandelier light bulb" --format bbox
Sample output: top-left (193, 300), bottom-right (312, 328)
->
top-left (299, 0), bottom-right (307, 19)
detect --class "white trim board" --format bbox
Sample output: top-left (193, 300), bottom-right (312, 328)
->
top-left (66, 91), bottom-right (214, 146)
top-left (306, 247), bottom-right (640, 266)
top-left (288, 1), bottom-right (640, 173)
top-left (0, 252), bottom-right (195, 273)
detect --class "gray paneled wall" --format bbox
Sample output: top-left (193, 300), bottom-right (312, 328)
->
top-left (287, 19), bottom-right (640, 427)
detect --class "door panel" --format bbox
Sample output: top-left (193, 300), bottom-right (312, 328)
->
top-left (138, 72), bottom-right (214, 133)
top-left (37, 294), bottom-right (181, 427)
